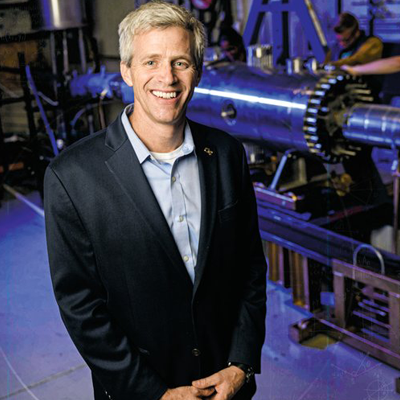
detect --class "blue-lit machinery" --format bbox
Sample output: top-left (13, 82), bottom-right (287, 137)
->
top-left (68, 59), bottom-right (400, 372)
top-left (187, 61), bottom-right (400, 368)
top-left (13, 0), bottom-right (400, 379)
top-left (194, 1), bottom-right (400, 373)
top-left (0, 0), bottom-right (97, 200)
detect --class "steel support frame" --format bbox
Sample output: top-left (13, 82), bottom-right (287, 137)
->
top-left (291, 258), bottom-right (400, 371)
top-left (264, 241), bottom-right (291, 288)
top-left (243, 0), bottom-right (329, 64)
top-left (264, 230), bottom-right (400, 369)
top-left (263, 240), bottom-right (322, 311)
top-left (332, 259), bottom-right (400, 361)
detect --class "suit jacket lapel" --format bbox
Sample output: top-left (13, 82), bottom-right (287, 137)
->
top-left (104, 116), bottom-right (192, 286)
top-left (190, 120), bottom-right (218, 296)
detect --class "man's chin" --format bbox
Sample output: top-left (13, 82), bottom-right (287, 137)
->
top-left (153, 110), bottom-right (187, 126)
top-left (151, 116), bottom-right (185, 127)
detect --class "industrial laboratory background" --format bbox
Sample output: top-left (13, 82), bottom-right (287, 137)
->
top-left (2, 0), bottom-right (400, 399)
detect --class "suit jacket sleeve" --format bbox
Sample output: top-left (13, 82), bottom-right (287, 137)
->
top-left (228, 145), bottom-right (267, 373)
top-left (44, 166), bottom-right (168, 400)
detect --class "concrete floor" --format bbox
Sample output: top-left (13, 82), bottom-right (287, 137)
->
top-left (1, 188), bottom-right (400, 400)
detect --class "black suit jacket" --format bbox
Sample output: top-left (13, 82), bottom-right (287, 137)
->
top-left (44, 115), bottom-right (267, 400)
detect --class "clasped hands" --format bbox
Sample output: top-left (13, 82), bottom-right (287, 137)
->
top-left (160, 366), bottom-right (246, 400)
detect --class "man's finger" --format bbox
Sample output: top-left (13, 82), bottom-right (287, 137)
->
top-left (194, 386), bottom-right (216, 397)
top-left (192, 373), bottom-right (220, 388)
top-left (207, 392), bottom-right (227, 400)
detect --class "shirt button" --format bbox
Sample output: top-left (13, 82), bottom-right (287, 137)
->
top-left (178, 215), bottom-right (184, 222)
top-left (192, 348), bottom-right (201, 357)
top-left (172, 176), bottom-right (176, 183)
top-left (183, 255), bottom-right (189, 262)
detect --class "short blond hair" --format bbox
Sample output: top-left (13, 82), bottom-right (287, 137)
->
top-left (119, 0), bottom-right (206, 72)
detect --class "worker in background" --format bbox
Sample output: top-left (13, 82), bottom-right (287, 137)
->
top-left (218, 27), bottom-right (247, 62)
top-left (325, 12), bottom-right (383, 68)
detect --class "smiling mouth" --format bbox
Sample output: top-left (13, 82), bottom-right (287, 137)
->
top-left (151, 90), bottom-right (179, 99)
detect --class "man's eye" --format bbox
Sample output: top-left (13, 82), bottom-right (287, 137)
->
top-left (146, 61), bottom-right (155, 66)
top-left (174, 61), bottom-right (188, 68)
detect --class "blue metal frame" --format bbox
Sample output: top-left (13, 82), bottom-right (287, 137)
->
top-left (243, 0), bottom-right (329, 64)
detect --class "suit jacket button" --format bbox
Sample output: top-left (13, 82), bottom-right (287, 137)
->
top-left (192, 348), bottom-right (201, 357)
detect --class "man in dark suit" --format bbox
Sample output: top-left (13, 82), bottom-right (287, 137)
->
top-left (44, 2), bottom-right (267, 399)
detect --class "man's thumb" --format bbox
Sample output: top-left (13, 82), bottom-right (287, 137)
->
top-left (192, 374), bottom-right (218, 388)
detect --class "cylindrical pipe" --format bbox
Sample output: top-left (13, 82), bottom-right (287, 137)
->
top-left (78, 28), bottom-right (87, 73)
top-left (49, 32), bottom-right (58, 97)
top-left (187, 64), bottom-right (377, 162)
top-left (32, 0), bottom-right (86, 30)
top-left (68, 67), bottom-right (400, 159)
top-left (343, 104), bottom-right (400, 150)
top-left (62, 30), bottom-right (69, 75)
top-left (393, 155), bottom-right (400, 254)
top-left (188, 63), bottom-right (316, 153)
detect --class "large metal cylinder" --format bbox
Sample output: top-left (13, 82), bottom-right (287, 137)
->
top-left (187, 62), bottom-right (374, 163)
top-left (32, 0), bottom-right (86, 30)
top-left (69, 64), bottom-right (400, 158)
top-left (189, 63), bottom-right (313, 153)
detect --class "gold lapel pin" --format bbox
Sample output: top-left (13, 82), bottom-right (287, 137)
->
top-left (204, 147), bottom-right (213, 156)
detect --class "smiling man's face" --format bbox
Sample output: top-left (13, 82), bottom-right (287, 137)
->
top-left (121, 26), bottom-right (200, 130)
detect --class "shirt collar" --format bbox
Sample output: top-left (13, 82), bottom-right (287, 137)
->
top-left (121, 103), bottom-right (195, 164)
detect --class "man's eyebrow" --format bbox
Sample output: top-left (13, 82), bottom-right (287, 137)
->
top-left (138, 53), bottom-right (193, 60)
top-left (139, 53), bottom-right (161, 60)
top-left (174, 55), bottom-right (192, 61)
top-left (173, 52), bottom-right (191, 58)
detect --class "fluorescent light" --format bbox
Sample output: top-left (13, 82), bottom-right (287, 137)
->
top-left (194, 88), bottom-right (307, 110)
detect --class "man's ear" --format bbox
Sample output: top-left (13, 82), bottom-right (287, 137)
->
top-left (120, 62), bottom-right (133, 87)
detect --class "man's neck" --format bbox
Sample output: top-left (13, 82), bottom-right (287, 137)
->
top-left (129, 113), bottom-right (185, 153)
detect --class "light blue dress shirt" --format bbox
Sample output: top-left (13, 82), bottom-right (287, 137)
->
top-left (121, 104), bottom-right (201, 283)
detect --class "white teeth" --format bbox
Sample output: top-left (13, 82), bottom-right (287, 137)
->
top-left (152, 91), bottom-right (177, 99)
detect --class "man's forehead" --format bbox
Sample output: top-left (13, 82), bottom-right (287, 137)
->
top-left (134, 26), bottom-right (193, 38)
top-left (131, 27), bottom-right (195, 56)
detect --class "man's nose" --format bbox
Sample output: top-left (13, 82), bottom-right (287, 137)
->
top-left (157, 63), bottom-right (177, 85)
